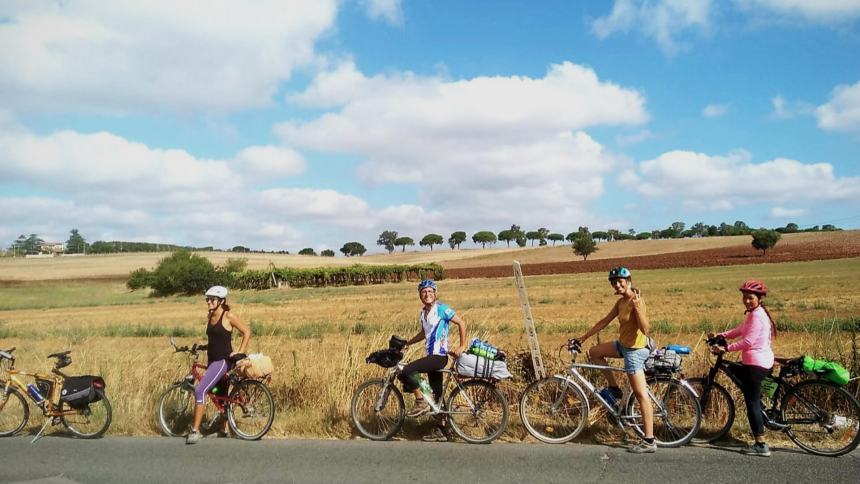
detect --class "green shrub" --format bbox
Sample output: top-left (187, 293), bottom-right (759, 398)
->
top-left (127, 250), bottom-right (229, 297)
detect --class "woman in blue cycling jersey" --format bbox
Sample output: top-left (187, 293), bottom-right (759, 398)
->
top-left (576, 267), bottom-right (656, 453)
top-left (399, 279), bottom-right (467, 442)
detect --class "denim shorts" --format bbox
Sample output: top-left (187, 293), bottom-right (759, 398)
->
top-left (615, 340), bottom-right (650, 374)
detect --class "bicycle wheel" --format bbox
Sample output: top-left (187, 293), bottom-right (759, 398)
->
top-left (687, 377), bottom-right (735, 444)
top-left (61, 389), bottom-right (112, 438)
top-left (350, 378), bottom-right (405, 441)
top-left (519, 376), bottom-right (588, 444)
top-left (227, 380), bottom-right (275, 440)
top-left (157, 382), bottom-right (195, 437)
top-left (624, 377), bottom-right (701, 447)
top-left (447, 380), bottom-right (509, 444)
top-left (782, 380), bottom-right (860, 457)
top-left (0, 387), bottom-right (29, 437)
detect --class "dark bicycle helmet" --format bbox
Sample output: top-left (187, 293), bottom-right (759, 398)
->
top-left (608, 266), bottom-right (632, 280)
top-left (418, 279), bottom-right (437, 292)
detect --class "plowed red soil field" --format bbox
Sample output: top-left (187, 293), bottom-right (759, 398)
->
top-left (445, 231), bottom-right (860, 279)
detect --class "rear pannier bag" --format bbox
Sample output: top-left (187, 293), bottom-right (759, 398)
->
top-left (455, 353), bottom-right (513, 380)
top-left (236, 353), bottom-right (274, 379)
top-left (60, 375), bottom-right (105, 409)
top-left (802, 356), bottom-right (850, 386)
top-left (644, 349), bottom-right (682, 374)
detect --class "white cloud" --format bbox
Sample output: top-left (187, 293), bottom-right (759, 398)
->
top-left (770, 206), bottom-right (807, 218)
top-left (0, 0), bottom-right (337, 114)
top-left (592, 0), bottom-right (712, 55)
top-left (770, 95), bottom-right (814, 119)
top-left (625, 149), bottom-right (860, 210)
top-left (278, 61), bottom-right (647, 229)
top-left (735, 0), bottom-right (860, 22)
top-left (234, 146), bottom-right (306, 179)
top-left (617, 129), bottom-right (656, 146)
top-left (361, 0), bottom-right (403, 25)
top-left (816, 81), bottom-right (860, 135)
top-left (702, 103), bottom-right (730, 117)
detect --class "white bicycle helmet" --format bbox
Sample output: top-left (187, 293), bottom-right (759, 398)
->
top-left (205, 285), bottom-right (228, 299)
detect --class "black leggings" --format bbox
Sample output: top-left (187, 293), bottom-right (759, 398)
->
top-left (398, 355), bottom-right (448, 402)
top-left (729, 363), bottom-right (771, 437)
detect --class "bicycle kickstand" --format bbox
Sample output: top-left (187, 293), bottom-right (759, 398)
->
top-left (30, 418), bottom-right (52, 444)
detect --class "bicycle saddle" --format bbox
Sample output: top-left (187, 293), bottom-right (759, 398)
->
top-left (48, 350), bottom-right (72, 359)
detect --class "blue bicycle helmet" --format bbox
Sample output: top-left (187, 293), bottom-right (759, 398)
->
top-left (608, 267), bottom-right (632, 280)
top-left (418, 279), bottom-right (437, 291)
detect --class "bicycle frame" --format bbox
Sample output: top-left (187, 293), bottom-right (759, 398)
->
top-left (378, 362), bottom-right (491, 417)
top-left (1, 364), bottom-right (78, 418)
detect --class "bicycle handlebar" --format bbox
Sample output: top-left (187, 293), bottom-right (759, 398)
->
top-left (169, 338), bottom-right (207, 355)
top-left (0, 348), bottom-right (14, 360)
top-left (706, 335), bottom-right (727, 347)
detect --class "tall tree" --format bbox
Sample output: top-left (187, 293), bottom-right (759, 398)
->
top-left (377, 230), bottom-right (398, 254)
top-left (751, 229), bottom-right (781, 256)
top-left (298, 248), bottom-right (317, 256)
top-left (497, 230), bottom-right (516, 248)
top-left (419, 234), bottom-right (444, 251)
top-left (394, 236), bottom-right (414, 252)
top-left (525, 231), bottom-right (540, 246)
top-left (320, 249), bottom-right (335, 257)
top-left (606, 229), bottom-right (620, 241)
top-left (547, 233), bottom-right (564, 246)
top-left (340, 241), bottom-right (367, 257)
top-left (65, 228), bottom-right (87, 254)
top-left (448, 231), bottom-right (467, 249)
top-left (670, 221), bottom-right (686, 237)
top-left (472, 231), bottom-right (497, 249)
top-left (572, 233), bottom-right (598, 260)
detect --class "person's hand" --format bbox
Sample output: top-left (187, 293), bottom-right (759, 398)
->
top-left (706, 332), bottom-right (716, 340)
top-left (449, 346), bottom-right (464, 357)
top-left (631, 289), bottom-right (643, 311)
top-left (710, 345), bottom-right (726, 355)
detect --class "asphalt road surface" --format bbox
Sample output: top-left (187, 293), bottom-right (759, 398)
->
top-left (1, 436), bottom-right (858, 484)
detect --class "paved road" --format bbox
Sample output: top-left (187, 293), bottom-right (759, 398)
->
top-left (1, 436), bottom-right (858, 484)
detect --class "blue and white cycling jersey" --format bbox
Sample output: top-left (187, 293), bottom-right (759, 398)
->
top-left (419, 302), bottom-right (456, 356)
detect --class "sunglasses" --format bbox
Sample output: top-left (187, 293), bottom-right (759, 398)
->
top-left (205, 297), bottom-right (221, 303)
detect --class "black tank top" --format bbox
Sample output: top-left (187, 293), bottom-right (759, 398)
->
top-left (206, 311), bottom-right (233, 362)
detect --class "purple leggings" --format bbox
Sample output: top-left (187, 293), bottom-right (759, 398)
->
top-left (195, 359), bottom-right (229, 404)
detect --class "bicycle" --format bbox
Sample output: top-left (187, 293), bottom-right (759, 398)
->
top-left (350, 348), bottom-right (509, 444)
top-left (0, 347), bottom-right (112, 442)
top-left (156, 338), bottom-right (275, 441)
top-left (519, 340), bottom-right (701, 447)
top-left (689, 335), bottom-right (860, 457)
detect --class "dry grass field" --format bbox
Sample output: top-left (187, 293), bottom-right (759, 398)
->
top-left (2, 254), bottom-right (858, 442)
top-left (2, 231), bottom-right (846, 282)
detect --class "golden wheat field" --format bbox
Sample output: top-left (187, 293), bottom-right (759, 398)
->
top-left (1, 253), bottom-right (859, 443)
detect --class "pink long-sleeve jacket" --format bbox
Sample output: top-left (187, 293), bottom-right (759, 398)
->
top-left (719, 305), bottom-right (774, 369)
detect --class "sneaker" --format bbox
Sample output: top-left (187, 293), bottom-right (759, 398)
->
top-left (628, 439), bottom-right (657, 454)
top-left (407, 400), bottom-right (432, 418)
top-left (740, 443), bottom-right (771, 457)
top-left (421, 427), bottom-right (448, 442)
top-left (186, 430), bottom-right (201, 445)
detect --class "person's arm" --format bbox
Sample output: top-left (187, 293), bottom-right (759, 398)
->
top-left (726, 312), bottom-right (766, 353)
top-left (405, 327), bottom-right (425, 346)
top-left (447, 314), bottom-right (467, 357)
top-left (631, 291), bottom-right (649, 335)
top-left (226, 313), bottom-right (251, 355)
top-left (578, 301), bottom-right (619, 342)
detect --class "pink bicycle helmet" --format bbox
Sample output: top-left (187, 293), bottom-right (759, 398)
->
top-left (739, 280), bottom-right (767, 296)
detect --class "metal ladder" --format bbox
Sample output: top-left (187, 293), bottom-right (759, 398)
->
top-left (513, 261), bottom-right (545, 380)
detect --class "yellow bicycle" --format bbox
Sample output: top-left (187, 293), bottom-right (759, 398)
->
top-left (1, 347), bottom-right (112, 442)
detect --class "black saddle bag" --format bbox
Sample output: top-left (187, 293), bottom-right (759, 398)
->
top-left (61, 375), bottom-right (105, 409)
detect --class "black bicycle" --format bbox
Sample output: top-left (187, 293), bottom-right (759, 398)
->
top-left (689, 335), bottom-right (860, 456)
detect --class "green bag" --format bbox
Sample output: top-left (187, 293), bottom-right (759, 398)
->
top-left (802, 355), bottom-right (851, 386)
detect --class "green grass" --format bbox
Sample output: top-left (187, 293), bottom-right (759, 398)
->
top-left (0, 281), bottom-right (152, 310)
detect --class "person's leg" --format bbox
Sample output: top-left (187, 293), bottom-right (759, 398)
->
top-left (739, 365), bottom-right (770, 449)
top-left (189, 360), bottom-right (229, 442)
top-left (400, 355), bottom-right (448, 417)
top-left (624, 346), bottom-right (656, 454)
top-left (588, 341), bottom-right (622, 389)
top-left (628, 370), bottom-right (654, 439)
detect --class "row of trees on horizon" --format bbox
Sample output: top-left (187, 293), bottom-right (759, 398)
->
top-left (4, 221), bottom-right (843, 257)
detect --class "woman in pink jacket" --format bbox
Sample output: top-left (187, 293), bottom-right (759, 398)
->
top-left (709, 280), bottom-right (776, 457)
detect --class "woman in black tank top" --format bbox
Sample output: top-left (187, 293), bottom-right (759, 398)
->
top-left (187, 286), bottom-right (251, 444)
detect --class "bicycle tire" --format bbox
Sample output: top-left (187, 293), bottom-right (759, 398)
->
top-left (624, 377), bottom-right (701, 447)
top-left (350, 378), bottom-right (405, 441)
top-left (157, 382), bottom-right (196, 437)
top-left (782, 380), bottom-right (860, 457)
top-left (227, 379), bottom-right (275, 440)
top-left (0, 386), bottom-right (30, 437)
top-left (687, 377), bottom-right (735, 444)
top-left (61, 389), bottom-right (112, 439)
top-left (519, 376), bottom-right (588, 444)
top-left (447, 380), bottom-right (509, 444)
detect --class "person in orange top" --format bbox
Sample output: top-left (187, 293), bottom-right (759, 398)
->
top-left (576, 267), bottom-right (655, 453)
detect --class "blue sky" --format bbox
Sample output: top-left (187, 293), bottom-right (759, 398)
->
top-left (1, 0), bottom-right (859, 252)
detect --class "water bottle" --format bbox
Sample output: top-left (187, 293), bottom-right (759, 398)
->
top-left (412, 375), bottom-right (435, 405)
top-left (666, 344), bottom-right (691, 355)
top-left (761, 376), bottom-right (778, 401)
top-left (26, 383), bottom-right (44, 403)
top-left (598, 387), bottom-right (617, 409)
